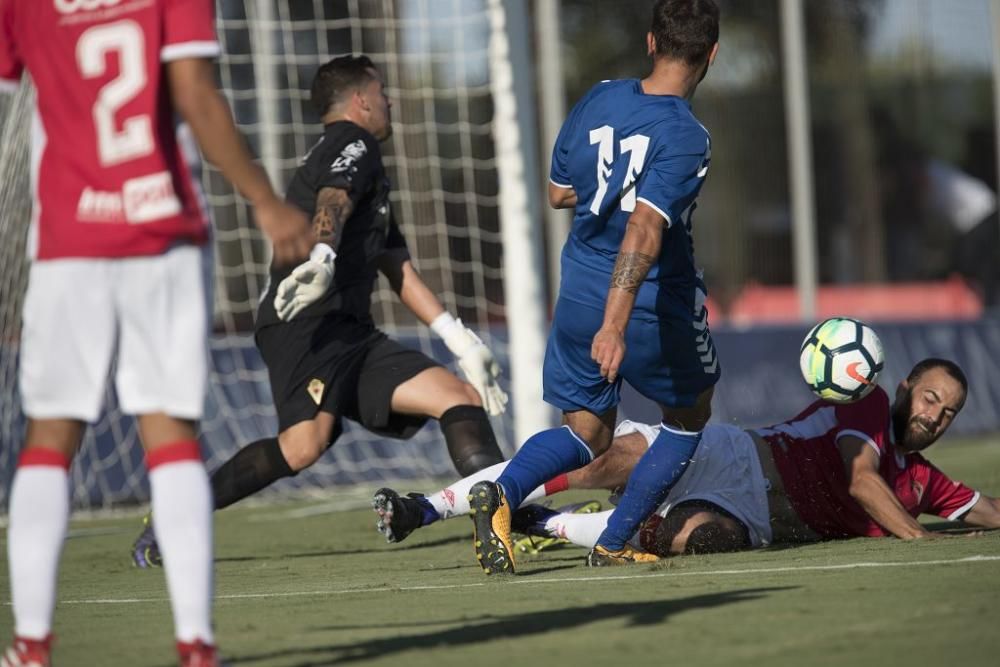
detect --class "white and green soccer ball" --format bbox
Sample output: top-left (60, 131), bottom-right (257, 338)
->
top-left (799, 317), bottom-right (885, 403)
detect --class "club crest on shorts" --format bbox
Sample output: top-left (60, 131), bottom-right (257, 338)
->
top-left (307, 378), bottom-right (325, 405)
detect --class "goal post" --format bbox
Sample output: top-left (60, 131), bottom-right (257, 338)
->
top-left (487, 0), bottom-right (553, 446)
top-left (0, 0), bottom-right (549, 510)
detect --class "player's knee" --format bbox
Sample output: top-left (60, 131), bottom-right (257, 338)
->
top-left (441, 381), bottom-right (482, 409)
top-left (463, 382), bottom-right (483, 407)
top-left (661, 389), bottom-right (713, 432)
top-left (278, 433), bottom-right (328, 471)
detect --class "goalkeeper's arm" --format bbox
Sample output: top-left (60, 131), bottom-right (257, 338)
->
top-left (273, 187), bottom-right (353, 321)
top-left (378, 249), bottom-right (508, 416)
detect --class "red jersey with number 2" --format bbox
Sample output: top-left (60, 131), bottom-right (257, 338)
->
top-left (755, 387), bottom-right (980, 538)
top-left (0, 0), bottom-right (220, 259)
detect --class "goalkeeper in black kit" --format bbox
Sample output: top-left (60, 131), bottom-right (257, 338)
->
top-left (132, 54), bottom-right (507, 567)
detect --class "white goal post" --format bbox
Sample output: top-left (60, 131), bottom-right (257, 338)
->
top-left (0, 0), bottom-right (551, 510)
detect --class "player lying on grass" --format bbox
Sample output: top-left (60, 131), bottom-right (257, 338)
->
top-left (131, 55), bottom-right (508, 568)
top-left (375, 358), bottom-right (1000, 558)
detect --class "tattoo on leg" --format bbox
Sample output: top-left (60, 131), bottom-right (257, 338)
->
top-left (611, 251), bottom-right (655, 293)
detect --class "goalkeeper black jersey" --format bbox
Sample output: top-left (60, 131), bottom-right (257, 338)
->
top-left (256, 120), bottom-right (407, 329)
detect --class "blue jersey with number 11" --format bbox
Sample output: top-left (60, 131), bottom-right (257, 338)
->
top-left (550, 79), bottom-right (711, 317)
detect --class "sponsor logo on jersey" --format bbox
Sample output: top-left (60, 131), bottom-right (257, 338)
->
top-left (54, 0), bottom-right (122, 14)
top-left (77, 187), bottom-right (124, 222)
top-left (122, 172), bottom-right (182, 223)
top-left (76, 172), bottom-right (182, 224)
top-left (307, 378), bottom-right (325, 405)
top-left (330, 139), bottom-right (367, 173)
top-left (910, 479), bottom-right (925, 503)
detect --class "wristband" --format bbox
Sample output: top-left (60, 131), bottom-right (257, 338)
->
top-left (430, 312), bottom-right (475, 356)
top-left (430, 312), bottom-right (459, 338)
top-left (310, 243), bottom-right (336, 264)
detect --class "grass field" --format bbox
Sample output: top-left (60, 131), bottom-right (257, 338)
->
top-left (2, 435), bottom-right (999, 667)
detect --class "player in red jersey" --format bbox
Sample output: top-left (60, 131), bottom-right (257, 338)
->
top-left (375, 358), bottom-right (1000, 557)
top-left (0, 1), bottom-right (311, 665)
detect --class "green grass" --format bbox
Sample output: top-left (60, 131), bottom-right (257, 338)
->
top-left (2, 434), bottom-right (1000, 667)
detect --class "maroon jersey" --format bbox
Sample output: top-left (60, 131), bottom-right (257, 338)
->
top-left (756, 387), bottom-right (979, 538)
top-left (0, 0), bottom-right (220, 259)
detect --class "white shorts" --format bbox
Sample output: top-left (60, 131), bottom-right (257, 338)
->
top-left (19, 245), bottom-right (212, 422)
top-left (615, 420), bottom-right (773, 547)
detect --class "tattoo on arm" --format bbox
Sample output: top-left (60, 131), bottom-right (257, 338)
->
top-left (610, 251), bottom-right (656, 294)
top-left (313, 187), bottom-right (354, 251)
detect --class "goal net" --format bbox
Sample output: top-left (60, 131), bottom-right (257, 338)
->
top-left (0, 0), bottom-right (536, 510)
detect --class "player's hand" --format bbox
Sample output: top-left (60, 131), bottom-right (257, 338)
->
top-left (439, 320), bottom-right (508, 416)
top-left (456, 335), bottom-right (509, 416)
top-left (254, 198), bottom-right (313, 267)
top-left (274, 254), bottom-right (334, 321)
top-left (592, 326), bottom-right (625, 383)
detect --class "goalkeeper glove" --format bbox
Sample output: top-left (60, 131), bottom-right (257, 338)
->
top-left (274, 244), bottom-right (336, 322)
top-left (431, 312), bottom-right (509, 416)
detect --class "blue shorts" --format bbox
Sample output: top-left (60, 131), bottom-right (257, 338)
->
top-left (542, 295), bottom-right (721, 414)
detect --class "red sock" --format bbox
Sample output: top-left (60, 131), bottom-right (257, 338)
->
top-left (544, 473), bottom-right (569, 496)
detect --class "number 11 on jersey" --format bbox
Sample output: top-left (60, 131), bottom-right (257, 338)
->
top-left (588, 125), bottom-right (649, 215)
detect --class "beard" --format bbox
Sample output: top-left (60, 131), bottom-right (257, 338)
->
top-left (892, 390), bottom-right (938, 452)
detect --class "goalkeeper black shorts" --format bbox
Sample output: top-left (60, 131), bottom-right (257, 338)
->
top-left (255, 313), bottom-right (440, 436)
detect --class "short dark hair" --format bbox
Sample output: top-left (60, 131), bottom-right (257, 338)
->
top-left (311, 55), bottom-right (377, 117)
top-left (650, 0), bottom-right (720, 65)
top-left (907, 358), bottom-right (969, 398)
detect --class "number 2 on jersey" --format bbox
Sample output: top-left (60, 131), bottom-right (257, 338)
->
top-left (588, 126), bottom-right (649, 215)
top-left (76, 20), bottom-right (153, 166)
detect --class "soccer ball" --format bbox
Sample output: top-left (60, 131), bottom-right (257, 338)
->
top-left (799, 317), bottom-right (884, 403)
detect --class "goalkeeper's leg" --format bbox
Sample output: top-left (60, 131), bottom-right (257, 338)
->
top-left (211, 413), bottom-right (337, 509)
top-left (132, 413), bottom-right (338, 568)
top-left (388, 366), bottom-right (505, 475)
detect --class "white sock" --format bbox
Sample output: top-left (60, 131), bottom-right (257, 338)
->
top-left (521, 482), bottom-right (549, 504)
top-left (426, 461), bottom-right (507, 519)
top-left (8, 455), bottom-right (70, 640)
top-left (425, 461), bottom-right (552, 520)
top-left (148, 444), bottom-right (214, 644)
top-left (544, 509), bottom-right (612, 548)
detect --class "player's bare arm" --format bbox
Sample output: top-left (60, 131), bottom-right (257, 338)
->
top-left (273, 186), bottom-right (354, 321)
top-left (962, 495), bottom-right (1000, 529)
top-left (592, 202), bottom-right (664, 382)
top-left (313, 187), bottom-right (354, 251)
top-left (548, 182), bottom-right (577, 209)
top-left (166, 57), bottom-right (311, 265)
top-left (378, 248), bottom-right (507, 414)
top-left (377, 252), bottom-right (449, 325)
top-left (611, 251), bottom-right (657, 293)
top-left (838, 436), bottom-right (935, 540)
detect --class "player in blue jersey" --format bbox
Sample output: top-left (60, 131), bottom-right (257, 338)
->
top-left (468, 0), bottom-right (721, 573)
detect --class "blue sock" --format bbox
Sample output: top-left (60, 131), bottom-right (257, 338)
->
top-left (596, 424), bottom-right (701, 551)
top-left (495, 426), bottom-right (593, 509)
top-left (414, 495), bottom-right (439, 526)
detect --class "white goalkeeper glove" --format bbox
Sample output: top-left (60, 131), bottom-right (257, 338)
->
top-left (274, 244), bottom-right (336, 322)
top-left (431, 312), bottom-right (509, 416)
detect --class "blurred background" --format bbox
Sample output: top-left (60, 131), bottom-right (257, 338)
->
top-left (564, 0), bottom-right (999, 315)
top-left (1, 0), bottom-right (999, 509)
